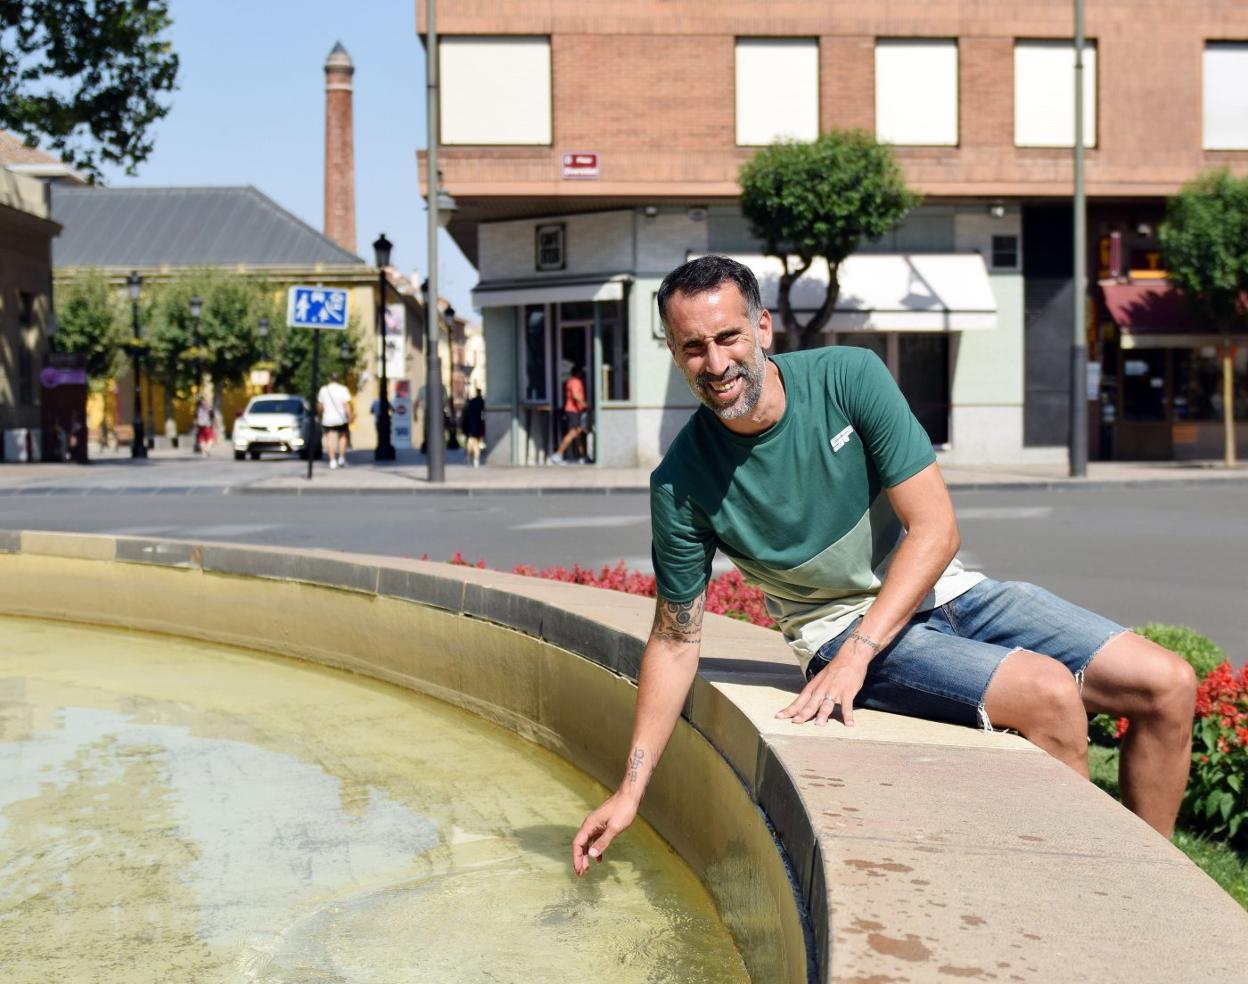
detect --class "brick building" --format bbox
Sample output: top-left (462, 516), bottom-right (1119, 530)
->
top-left (419, 1), bottom-right (1248, 466)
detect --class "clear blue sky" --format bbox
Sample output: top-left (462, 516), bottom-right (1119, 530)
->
top-left (96, 0), bottom-right (477, 317)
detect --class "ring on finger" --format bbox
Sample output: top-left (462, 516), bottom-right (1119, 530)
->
top-left (820, 695), bottom-right (837, 704)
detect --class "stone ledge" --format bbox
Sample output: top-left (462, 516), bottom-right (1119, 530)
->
top-left (3, 530), bottom-right (1247, 983)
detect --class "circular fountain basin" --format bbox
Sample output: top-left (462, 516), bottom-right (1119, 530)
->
top-left (0, 616), bottom-right (749, 983)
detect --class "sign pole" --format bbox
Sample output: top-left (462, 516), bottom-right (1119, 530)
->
top-left (425, 0), bottom-right (445, 483)
top-left (307, 329), bottom-right (321, 481)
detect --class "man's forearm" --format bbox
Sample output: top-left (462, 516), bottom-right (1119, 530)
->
top-left (857, 523), bottom-right (958, 652)
top-left (619, 592), bottom-right (707, 804)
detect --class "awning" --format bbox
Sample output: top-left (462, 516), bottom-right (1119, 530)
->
top-left (472, 274), bottom-right (629, 309)
top-left (706, 253), bottom-right (998, 332)
top-left (1101, 280), bottom-right (1248, 349)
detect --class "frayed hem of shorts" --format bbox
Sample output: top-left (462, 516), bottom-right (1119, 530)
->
top-left (976, 646), bottom-right (1025, 734)
top-left (1073, 628), bottom-right (1130, 694)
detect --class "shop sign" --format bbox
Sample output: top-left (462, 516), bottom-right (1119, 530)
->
top-left (561, 152), bottom-right (599, 178)
top-left (40, 366), bottom-right (87, 388)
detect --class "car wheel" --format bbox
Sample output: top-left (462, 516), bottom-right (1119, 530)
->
top-left (249, 449), bottom-right (262, 460)
top-left (234, 450), bottom-right (246, 461)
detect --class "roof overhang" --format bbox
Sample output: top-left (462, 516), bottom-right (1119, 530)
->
top-left (472, 273), bottom-right (631, 309)
top-left (701, 253), bottom-right (999, 332)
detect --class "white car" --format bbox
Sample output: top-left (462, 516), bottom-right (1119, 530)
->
top-left (232, 395), bottom-right (310, 460)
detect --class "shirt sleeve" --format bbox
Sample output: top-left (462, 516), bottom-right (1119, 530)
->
top-left (838, 349), bottom-right (936, 488)
top-left (649, 480), bottom-right (716, 602)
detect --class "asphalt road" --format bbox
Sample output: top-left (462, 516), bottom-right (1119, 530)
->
top-left (2, 481), bottom-right (1243, 663)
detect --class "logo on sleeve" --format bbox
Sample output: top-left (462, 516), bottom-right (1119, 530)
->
top-left (830, 425), bottom-right (854, 452)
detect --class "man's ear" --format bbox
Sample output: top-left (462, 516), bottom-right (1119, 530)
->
top-left (757, 308), bottom-right (774, 351)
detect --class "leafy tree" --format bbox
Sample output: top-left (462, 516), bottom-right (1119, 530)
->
top-left (50, 270), bottom-right (124, 382)
top-left (0, 0), bottom-right (179, 178)
top-left (738, 130), bottom-right (921, 351)
top-left (272, 309), bottom-right (364, 400)
top-left (1160, 169), bottom-right (1248, 333)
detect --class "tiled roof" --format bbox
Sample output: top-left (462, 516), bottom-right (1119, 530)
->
top-left (51, 185), bottom-right (366, 268)
top-left (0, 129), bottom-right (61, 166)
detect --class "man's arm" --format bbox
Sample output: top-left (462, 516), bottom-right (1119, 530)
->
top-left (571, 590), bottom-right (706, 876)
top-left (776, 461), bottom-right (960, 727)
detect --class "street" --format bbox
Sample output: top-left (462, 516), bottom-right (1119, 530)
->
top-left (1, 474), bottom-right (1242, 665)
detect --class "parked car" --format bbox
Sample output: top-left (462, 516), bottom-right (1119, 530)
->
top-left (232, 395), bottom-right (310, 460)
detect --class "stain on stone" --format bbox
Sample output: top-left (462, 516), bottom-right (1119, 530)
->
top-left (839, 975), bottom-right (909, 984)
top-left (849, 918), bottom-right (886, 933)
top-left (1022, 933), bottom-right (1041, 941)
top-left (910, 879), bottom-right (930, 886)
top-left (1017, 834), bottom-right (1044, 842)
top-left (961, 915), bottom-right (986, 927)
top-left (845, 859), bottom-right (914, 874)
top-left (938, 965), bottom-right (987, 978)
top-left (868, 932), bottom-right (932, 963)
top-left (843, 806), bottom-right (861, 812)
top-left (915, 846), bottom-right (944, 854)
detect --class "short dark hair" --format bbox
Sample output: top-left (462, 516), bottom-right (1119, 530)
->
top-left (656, 255), bottom-right (763, 339)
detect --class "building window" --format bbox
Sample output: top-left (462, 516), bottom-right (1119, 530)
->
top-left (1014, 40), bottom-right (1097, 148)
top-left (600, 301), bottom-right (629, 402)
top-left (535, 223), bottom-right (565, 271)
top-left (440, 37), bottom-right (551, 145)
top-left (522, 304), bottom-right (549, 403)
top-left (875, 40), bottom-right (959, 146)
top-left (19, 291), bottom-right (35, 327)
top-left (991, 234), bottom-right (1020, 270)
top-left (1203, 42), bottom-right (1248, 150)
top-left (735, 38), bottom-right (819, 146)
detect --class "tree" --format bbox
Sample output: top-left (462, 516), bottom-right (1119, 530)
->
top-left (50, 270), bottom-right (124, 382)
top-left (272, 309), bottom-right (364, 399)
top-left (738, 130), bottom-right (921, 351)
top-left (0, 0), bottom-right (179, 178)
top-left (1160, 168), bottom-right (1248, 466)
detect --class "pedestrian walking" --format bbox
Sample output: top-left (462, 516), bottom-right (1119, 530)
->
top-left (194, 397), bottom-right (215, 455)
top-left (317, 372), bottom-right (354, 469)
top-left (462, 388), bottom-right (486, 467)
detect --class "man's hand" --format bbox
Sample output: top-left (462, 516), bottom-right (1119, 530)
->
top-left (775, 645), bottom-right (871, 727)
top-left (571, 790), bottom-right (639, 876)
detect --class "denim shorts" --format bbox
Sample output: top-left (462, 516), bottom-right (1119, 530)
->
top-left (804, 578), bottom-right (1127, 730)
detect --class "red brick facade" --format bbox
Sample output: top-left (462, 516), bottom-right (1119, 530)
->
top-left (418, 1), bottom-right (1248, 205)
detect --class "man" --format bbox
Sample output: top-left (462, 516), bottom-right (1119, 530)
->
top-left (571, 256), bottom-right (1196, 876)
top-left (550, 365), bottom-right (588, 465)
top-left (317, 372), bottom-right (353, 469)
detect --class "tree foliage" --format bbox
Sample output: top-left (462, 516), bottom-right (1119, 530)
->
top-left (0, 0), bottom-right (179, 178)
top-left (1160, 169), bottom-right (1248, 332)
top-left (50, 269), bottom-right (124, 382)
top-left (739, 130), bottom-right (921, 351)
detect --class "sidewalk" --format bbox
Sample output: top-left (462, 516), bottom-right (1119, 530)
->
top-left (2, 443), bottom-right (1246, 494)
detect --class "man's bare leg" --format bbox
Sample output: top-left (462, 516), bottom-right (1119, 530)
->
top-left (982, 650), bottom-right (1091, 777)
top-left (1078, 632), bottom-right (1197, 836)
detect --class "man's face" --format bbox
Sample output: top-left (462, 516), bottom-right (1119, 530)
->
top-left (665, 283), bottom-right (772, 421)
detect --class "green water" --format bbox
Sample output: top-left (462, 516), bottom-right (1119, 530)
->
top-left (0, 617), bottom-right (749, 983)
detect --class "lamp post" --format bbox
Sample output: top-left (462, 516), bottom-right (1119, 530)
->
top-left (126, 271), bottom-right (147, 459)
top-left (1069, 0), bottom-right (1088, 477)
top-left (258, 316), bottom-right (271, 392)
top-left (189, 294), bottom-right (203, 452)
top-left (373, 233), bottom-right (396, 461)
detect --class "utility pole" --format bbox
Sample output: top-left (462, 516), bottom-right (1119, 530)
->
top-left (425, 0), bottom-right (445, 483)
top-left (1070, 0), bottom-right (1088, 477)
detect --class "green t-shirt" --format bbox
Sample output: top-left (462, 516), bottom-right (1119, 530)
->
top-left (650, 346), bottom-right (983, 672)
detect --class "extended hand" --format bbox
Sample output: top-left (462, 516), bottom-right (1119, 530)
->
top-left (775, 650), bottom-right (870, 727)
top-left (571, 791), bottom-right (638, 876)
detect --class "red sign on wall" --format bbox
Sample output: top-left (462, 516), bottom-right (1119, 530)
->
top-left (561, 152), bottom-right (599, 179)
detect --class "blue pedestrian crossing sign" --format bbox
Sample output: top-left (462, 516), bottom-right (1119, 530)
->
top-left (287, 286), bottom-right (349, 330)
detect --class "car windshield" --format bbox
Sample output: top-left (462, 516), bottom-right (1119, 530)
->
top-left (248, 399), bottom-right (304, 415)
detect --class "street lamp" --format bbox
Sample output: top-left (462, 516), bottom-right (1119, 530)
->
top-left (339, 336), bottom-right (352, 363)
top-left (258, 316), bottom-right (271, 393)
top-left (126, 271), bottom-right (147, 459)
top-left (373, 232), bottom-right (396, 461)
top-left (189, 294), bottom-right (203, 451)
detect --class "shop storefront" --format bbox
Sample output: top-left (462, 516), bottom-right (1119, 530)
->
top-left (1099, 280), bottom-right (1247, 460)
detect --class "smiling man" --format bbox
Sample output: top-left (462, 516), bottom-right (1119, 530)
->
top-left (571, 255), bottom-right (1197, 876)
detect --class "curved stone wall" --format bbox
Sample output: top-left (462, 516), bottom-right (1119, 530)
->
top-left (3, 530), bottom-right (1248, 983)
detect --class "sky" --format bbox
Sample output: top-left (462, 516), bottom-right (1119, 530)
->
top-left (94, 0), bottom-right (478, 317)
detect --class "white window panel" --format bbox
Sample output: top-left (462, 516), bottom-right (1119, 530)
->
top-left (1014, 40), bottom-right (1097, 148)
top-left (875, 40), bottom-right (959, 146)
top-left (1204, 43), bottom-right (1248, 150)
top-left (440, 37), bottom-right (551, 145)
top-left (735, 39), bottom-right (819, 146)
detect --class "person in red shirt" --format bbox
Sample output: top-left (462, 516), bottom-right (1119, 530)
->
top-left (550, 365), bottom-right (588, 464)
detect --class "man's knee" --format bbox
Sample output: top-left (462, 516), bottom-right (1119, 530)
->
top-left (1136, 645), bottom-right (1198, 723)
top-left (986, 651), bottom-right (1086, 742)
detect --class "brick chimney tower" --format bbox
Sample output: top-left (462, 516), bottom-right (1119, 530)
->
top-left (324, 41), bottom-right (356, 253)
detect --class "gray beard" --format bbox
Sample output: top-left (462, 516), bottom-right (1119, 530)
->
top-left (692, 351), bottom-right (767, 421)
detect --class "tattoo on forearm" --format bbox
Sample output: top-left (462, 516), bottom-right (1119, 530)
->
top-left (627, 747), bottom-right (645, 786)
top-left (651, 592), bottom-right (705, 644)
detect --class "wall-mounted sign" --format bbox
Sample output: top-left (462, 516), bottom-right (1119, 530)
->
top-left (561, 152), bottom-right (599, 179)
top-left (287, 286), bottom-right (348, 329)
top-left (535, 223), bottom-right (566, 271)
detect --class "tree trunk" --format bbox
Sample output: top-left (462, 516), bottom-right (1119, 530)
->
top-left (1223, 339), bottom-right (1237, 469)
top-left (774, 255), bottom-right (842, 351)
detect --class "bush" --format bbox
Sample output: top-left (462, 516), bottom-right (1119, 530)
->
top-left (1089, 623), bottom-right (1225, 746)
top-left (1183, 661), bottom-right (1248, 844)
